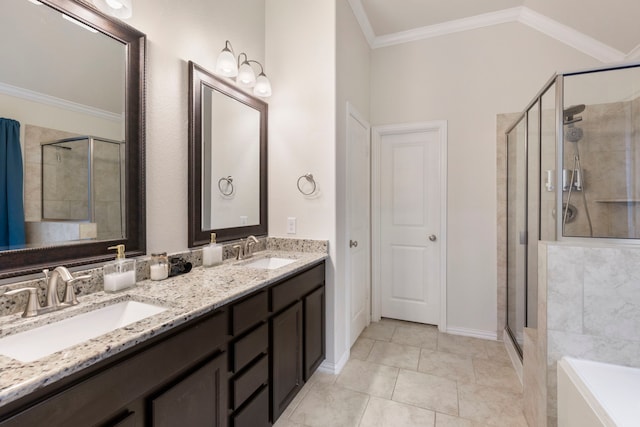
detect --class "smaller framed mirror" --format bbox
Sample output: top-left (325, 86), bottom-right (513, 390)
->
top-left (188, 61), bottom-right (267, 246)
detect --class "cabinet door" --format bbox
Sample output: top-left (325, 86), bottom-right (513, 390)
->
top-left (271, 301), bottom-right (303, 421)
top-left (304, 286), bottom-right (325, 380)
top-left (151, 353), bottom-right (227, 427)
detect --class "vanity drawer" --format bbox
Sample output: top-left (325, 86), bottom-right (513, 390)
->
top-left (232, 323), bottom-right (268, 372)
top-left (271, 263), bottom-right (325, 313)
top-left (232, 386), bottom-right (269, 427)
top-left (232, 355), bottom-right (268, 410)
top-left (231, 291), bottom-right (268, 336)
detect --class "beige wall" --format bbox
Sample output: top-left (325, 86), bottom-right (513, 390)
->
top-left (265, 0), bottom-right (340, 367)
top-left (126, 0), bottom-right (265, 255)
top-left (370, 22), bottom-right (599, 336)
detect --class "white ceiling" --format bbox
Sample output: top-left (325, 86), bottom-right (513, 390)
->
top-left (351, 0), bottom-right (640, 62)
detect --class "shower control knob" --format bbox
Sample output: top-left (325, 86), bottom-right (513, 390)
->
top-left (349, 240), bottom-right (358, 248)
top-left (428, 234), bottom-right (437, 242)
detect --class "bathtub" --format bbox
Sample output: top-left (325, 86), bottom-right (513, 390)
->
top-left (557, 357), bottom-right (640, 427)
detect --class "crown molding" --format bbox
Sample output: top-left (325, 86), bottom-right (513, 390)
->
top-left (0, 81), bottom-right (123, 122)
top-left (372, 7), bottom-right (521, 49)
top-left (517, 7), bottom-right (625, 63)
top-left (347, 1), bottom-right (632, 64)
top-left (626, 43), bottom-right (640, 61)
top-left (346, 0), bottom-right (375, 47)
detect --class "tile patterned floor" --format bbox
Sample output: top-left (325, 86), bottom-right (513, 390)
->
top-left (274, 318), bottom-right (527, 427)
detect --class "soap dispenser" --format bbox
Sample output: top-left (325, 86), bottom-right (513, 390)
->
top-left (103, 244), bottom-right (137, 292)
top-left (202, 232), bottom-right (223, 267)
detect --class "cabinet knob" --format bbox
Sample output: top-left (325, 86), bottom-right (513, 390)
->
top-left (349, 240), bottom-right (358, 248)
top-left (428, 234), bottom-right (437, 242)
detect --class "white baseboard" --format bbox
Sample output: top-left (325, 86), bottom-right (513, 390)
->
top-left (318, 350), bottom-right (349, 375)
top-left (446, 326), bottom-right (498, 341)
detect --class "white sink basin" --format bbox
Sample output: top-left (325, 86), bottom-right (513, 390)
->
top-left (0, 300), bottom-right (167, 363)
top-left (243, 257), bottom-right (296, 270)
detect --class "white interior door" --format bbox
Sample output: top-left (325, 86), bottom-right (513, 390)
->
top-left (347, 104), bottom-right (371, 346)
top-left (377, 124), bottom-right (445, 326)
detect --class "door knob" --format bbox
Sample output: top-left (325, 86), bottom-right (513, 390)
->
top-left (428, 234), bottom-right (437, 242)
top-left (349, 240), bottom-right (358, 248)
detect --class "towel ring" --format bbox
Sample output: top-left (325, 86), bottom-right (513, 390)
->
top-left (297, 173), bottom-right (316, 195)
top-left (218, 176), bottom-right (234, 196)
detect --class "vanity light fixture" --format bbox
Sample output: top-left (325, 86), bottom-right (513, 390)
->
top-left (253, 65), bottom-right (272, 98)
top-left (237, 53), bottom-right (257, 87)
top-left (92, 0), bottom-right (132, 19)
top-left (216, 40), bottom-right (238, 77)
top-left (215, 41), bottom-right (272, 97)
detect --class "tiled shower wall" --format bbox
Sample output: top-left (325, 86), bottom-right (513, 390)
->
top-left (525, 242), bottom-right (640, 426)
top-left (562, 97), bottom-right (640, 238)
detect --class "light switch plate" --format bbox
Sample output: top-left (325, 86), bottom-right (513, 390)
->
top-left (287, 217), bottom-right (296, 234)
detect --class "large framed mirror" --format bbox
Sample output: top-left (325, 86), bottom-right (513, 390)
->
top-left (0, 0), bottom-right (145, 279)
top-left (188, 61), bottom-right (267, 246)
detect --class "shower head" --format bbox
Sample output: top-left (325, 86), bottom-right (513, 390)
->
top-left (564, 104), bottom-right (586, 125)
top-left (564, 104), bottom-right (585, 116)
top-left (565, 126), bottom-right (584, 142)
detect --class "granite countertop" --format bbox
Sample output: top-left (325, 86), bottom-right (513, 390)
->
top-left (0, 249), bottom-right (327, 408)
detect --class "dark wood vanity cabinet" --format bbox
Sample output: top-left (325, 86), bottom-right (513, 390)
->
top-left (230, 261), bottom-right (326, 425)
top-left (0, 260), bottom-right (325, 427)
top-left (228, 291), bottom-right (270, 427)
top-left (0, 310), bottom-right (229, 427)
top-left (271, 301), bottom-right (304, 420)
top-left (304, 285), bottom-right (325, 380)
top-left (270, 262), bottom-right (326, 422)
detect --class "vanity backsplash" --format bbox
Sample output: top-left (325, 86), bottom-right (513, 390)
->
top-left (0, 238), bottom-right (328, 318)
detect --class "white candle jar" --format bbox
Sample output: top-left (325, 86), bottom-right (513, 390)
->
top-left (150, 252), bottom-right (169, 281)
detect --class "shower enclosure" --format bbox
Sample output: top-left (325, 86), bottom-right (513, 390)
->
top-left (41, 136), bottom-right (126, 241)
top-left (505, 63), bottom-right (640, 356)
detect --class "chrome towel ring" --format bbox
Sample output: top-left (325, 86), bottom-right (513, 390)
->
top-left (297, 173), bottom-right (317, 195)
top-left (218, 176), bottom-right (234, 196)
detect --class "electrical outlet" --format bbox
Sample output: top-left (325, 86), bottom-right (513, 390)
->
top-left (287, 217), bottom-right (296, 234)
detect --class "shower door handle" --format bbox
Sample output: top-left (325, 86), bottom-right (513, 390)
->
top-left (519, 231), bottom-right (527, 245)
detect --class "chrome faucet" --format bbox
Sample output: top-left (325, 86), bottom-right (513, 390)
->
top-left (45, 267), bottom-right (73, 309)
top-left (5, 267), bottom-right (91, 317)
top-left (244, 235), bottom-right (259, 258)
top-left (233, 235), bottom-right (260, 260)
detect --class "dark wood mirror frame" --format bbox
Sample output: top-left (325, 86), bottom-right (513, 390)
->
top-left (188, 61), bottom-right (267, 247)
top-left (0, 0), bottom-right (146, 280)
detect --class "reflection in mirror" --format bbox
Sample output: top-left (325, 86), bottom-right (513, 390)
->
top-left (202, 87), bottom-right (260, 230)
top-left (189, 61), bottom-right (267, 246)
top-left (0, 0), bottom-right (145, 279)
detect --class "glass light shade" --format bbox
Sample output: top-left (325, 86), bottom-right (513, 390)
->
top-left (237, 62), bottom-right (256, 87)
top-left (216, 50), bottom-right (238, 77)
top-left (92, 0), bottom-right (132, 19)
top-left (253, 74), bottom-right (272, 97)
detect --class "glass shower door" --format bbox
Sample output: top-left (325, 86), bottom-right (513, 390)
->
top-left (506, 118), bottom-right (527, 355)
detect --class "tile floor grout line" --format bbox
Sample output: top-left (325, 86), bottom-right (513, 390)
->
top-left (355, 393), bottom-right (371, 427)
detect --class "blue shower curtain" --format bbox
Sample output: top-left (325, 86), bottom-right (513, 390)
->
top-left (0, 118), bottom-right (25, 249)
